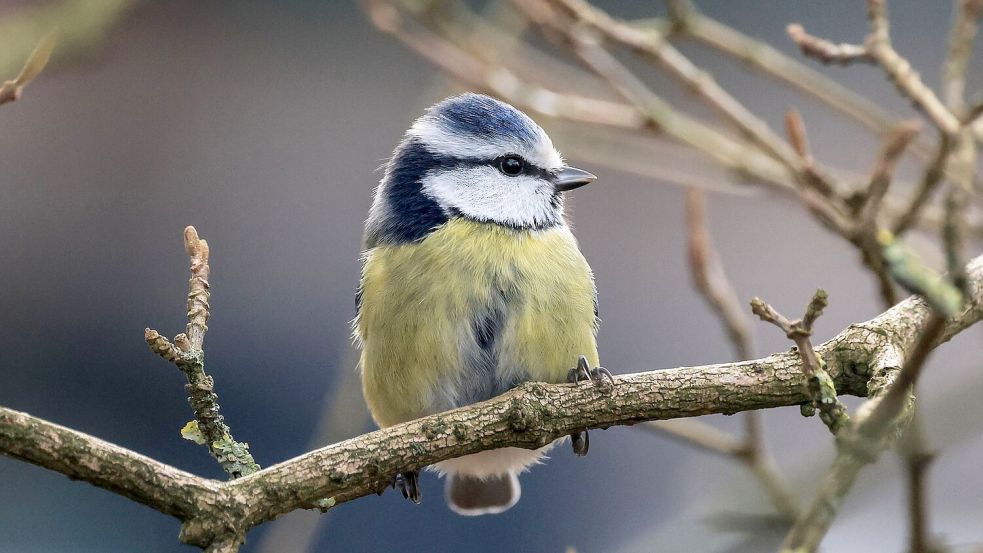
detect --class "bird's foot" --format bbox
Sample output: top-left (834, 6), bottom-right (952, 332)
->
top-left (392, 470), bottom-right (422, 504)
top-left (566, 355), bottom-right (614, 457)
top-left (570, 429), bottom-right (590, 457)
top-left (566, 355), bottom-right (615, 388)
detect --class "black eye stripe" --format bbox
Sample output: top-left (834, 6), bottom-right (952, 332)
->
top-left (413, 142), bottom-right (556, 180)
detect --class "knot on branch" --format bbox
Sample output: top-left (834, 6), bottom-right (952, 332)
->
top-left (506, 398), bottom-right (544, 433)
top-left (420, 417), bottom-right (449, 440)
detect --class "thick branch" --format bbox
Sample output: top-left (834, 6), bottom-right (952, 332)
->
top-left (3, 254), bottom-right (981, 548)
top-left (221, 255), bottom-right (982, 538)
top-left (0, 406), bottom-right (218, 520)
top-left (780, 314), bottom-right (948, 552)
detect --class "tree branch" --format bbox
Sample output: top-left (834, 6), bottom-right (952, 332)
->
top-left (780, 313), bottom-right (948, 552)
top-left (0, 406), bottom-right (218, 520)
top-left (673, 188), bottom-right (798, 518)
top-left (0, 31), bottom-right (56, 106)
top-left (145, 227), bottom-right (259, 479)
top-left (787, 23), bottom-right (870, 65)
top-left (658, 2), bottom-right (904, 146)
top-left (751, 290), bottom-right (852, 434)
top-left (3, 254), bottom-right (981, 549)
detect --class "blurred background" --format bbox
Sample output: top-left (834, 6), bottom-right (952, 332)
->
top-left (1, 1), bottom-right (981, 552)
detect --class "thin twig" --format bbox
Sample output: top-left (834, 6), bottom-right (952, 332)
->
top-left (787, 23), bottom-right (870, 65)
top-left (898, 411), bottom-right (937, 553)
top-left (941, 0), bottom-right (980, 299)
top-left (851, 121), bottom-right (923, 309)
top-left (788, 2), bottom-right (960, 135)
top-left (145, 227), bottom-right (259, 479)
top-left (365, 0), bottom-right (798, 193)
top-left (684, 189), bottom-right (754, 360)
top-left (640, 418), bottom-right (744, 457)
top-left (544, 0), bottom-right (809, 176)
top-left (861, 120), bottom-right (923, 223)
top-left (780, 109), bottom-right (856, 234)
top-left (657, 3), bottom-right (906, 149)
top-left (941, 128), bottom-right (977, 297)
top-left (892, 133), bottom-right (953, 235)
top-left (864, 0), bottom-right (961, 135)
top-left (0, 30), bottom-right (55, 106)
top-left (679, 188), bottom-right (799, 517)
top-left (942, 0), bottom-right (983, 115)
top-left (751, 291), bottom-right (852, 434)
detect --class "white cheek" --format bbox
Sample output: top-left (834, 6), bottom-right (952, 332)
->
top-left (421, 167), bottom-right (561, 228)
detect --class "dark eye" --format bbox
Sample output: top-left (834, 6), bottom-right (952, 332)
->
top-left (497, 156), bottom-right (524, 176)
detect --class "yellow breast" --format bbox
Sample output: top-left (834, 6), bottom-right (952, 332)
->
top-left (356, 219), bottom-right (599, 427)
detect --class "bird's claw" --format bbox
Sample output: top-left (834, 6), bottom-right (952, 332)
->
top-left (566, 355), bottom-right (614, 457)
top-left (566, 355), bottom-right (615, 388)
top-left (570, 429), bottom-right (590, 456)
top-left (392, 470), bottom-right (422, 504)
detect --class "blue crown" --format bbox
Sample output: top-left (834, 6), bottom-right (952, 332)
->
top-left (427, 93), bottom-right (540, 149)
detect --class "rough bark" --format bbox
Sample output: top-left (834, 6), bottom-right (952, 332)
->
top-left (1, 254), bottom-right (980, 549)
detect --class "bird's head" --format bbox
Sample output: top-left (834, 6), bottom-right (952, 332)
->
top-left (365, 93), bottom-right (596, 247)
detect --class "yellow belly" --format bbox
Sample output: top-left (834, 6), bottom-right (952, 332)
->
top-left (356, 219), bottom-right (599, 427)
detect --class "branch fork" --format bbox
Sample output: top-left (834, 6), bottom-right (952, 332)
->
top-left (145, 227), bottom-right (259, 479)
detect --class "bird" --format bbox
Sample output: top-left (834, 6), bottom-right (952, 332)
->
top-left (355, 92), bottom-right (608, 516)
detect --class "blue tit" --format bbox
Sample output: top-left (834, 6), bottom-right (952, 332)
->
top-left (355, 93), bottom-right (600, 516)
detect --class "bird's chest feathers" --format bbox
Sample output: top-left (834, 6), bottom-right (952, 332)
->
top-left (358, 219), bottom-right (598, 424)
top-left (363, 219), bottom-right (591, 318)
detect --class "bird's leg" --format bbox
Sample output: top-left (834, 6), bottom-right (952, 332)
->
top-left (392, 470), bottom-right (422, 504)
top-left (566, 355), bottom-right (615, 456)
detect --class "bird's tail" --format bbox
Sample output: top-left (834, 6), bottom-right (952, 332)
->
top-left (445, 472), bottom-right (520, 516)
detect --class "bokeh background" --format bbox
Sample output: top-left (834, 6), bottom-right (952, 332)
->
top-left (1, 1), bottom-right (981, 552)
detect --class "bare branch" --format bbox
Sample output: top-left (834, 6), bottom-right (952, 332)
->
top-left (0, 406), bottom-right (219, 520)
top-left (541, 0), bottom-right (807, 175)
top-left (145, 227), bottom-right (259, 479)
top-left (184, 226), bottom-right (211, 351)
top-left (942, 131), bottom-right (977, 296)
top-left (0, 31), bottom-right (56, 106)
top-left (680, 188), bottom-right (798, 517)
top-left (787, 23), bottom-right (870, 65)
top-left (892, 133), bottom-right (953, 235)
top-left (862, 120), bottom-right (923, 223)
top-left (942, 0), bottom-right (983, 114)
top-left (639, 418), bottom-right (744, 457)
top-left (751, 291), bottom-right (851, 434)
top-left (781, 313), bottom-right (948, 552)
top-left (880, 231), bottom-right (965, 317)
top-left (658, 5), bottom-right (905, 148)
top-left (684, 189), bottom-right (755, 360)
top-left (898, 413), bottom-right (938, 553)
top-left (848, 121), bottom-right (924, 309)
top-left (864, 0), bottom-right (961, 135)
top-left (787, 1), bottom-right (960, 135)
top-left (4, 254), bottom-right (982, 548)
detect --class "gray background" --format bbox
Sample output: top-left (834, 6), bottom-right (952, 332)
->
top-left (1, 1), bottom-right (981, 552)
